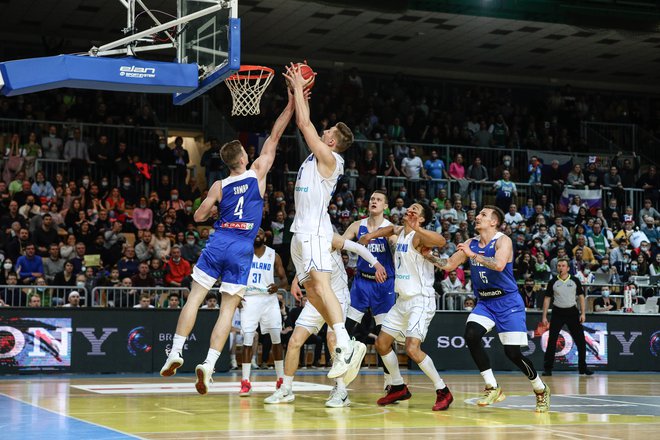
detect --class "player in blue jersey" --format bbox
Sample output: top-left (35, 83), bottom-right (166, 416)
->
top-left (159, 91), bottom-right (296, 395)
top-left (342, 190), bottom-right (396, 388)
top-left (425, 205), bottom-right (550, 413)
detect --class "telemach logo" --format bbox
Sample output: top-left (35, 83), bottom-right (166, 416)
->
top-left (119, 65), bottom-right (156, 79)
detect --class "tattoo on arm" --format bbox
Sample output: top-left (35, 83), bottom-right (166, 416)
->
top-left (475, 255), bottom-right (499, 270)
top-left (425, 254), bottom-right (448, 268)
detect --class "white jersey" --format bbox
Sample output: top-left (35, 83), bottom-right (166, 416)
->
top-left (291, 152), bottom-right (344, 236)
top-left (245, 246), bottom-right (276, 295)
top-left (394, 230), bottom-right (435, 300)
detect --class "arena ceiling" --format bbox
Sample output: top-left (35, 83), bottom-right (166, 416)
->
top-left (2, 0), bottom-right (660, 92)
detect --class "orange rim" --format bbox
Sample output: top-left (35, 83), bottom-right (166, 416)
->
top-left (226, 65), bottom-right (274, 81)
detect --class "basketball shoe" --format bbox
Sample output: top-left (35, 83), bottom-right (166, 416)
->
top-left (239, 379), bottom-right (251, 397)
top-left (326, 386), bottom-right (350, 408)
top-left (432, 387), bottom-right (454, 411)
top-left (194, 362), bottom-right (214, 395)
top-left (477, 386), bottom-right (505, 406)
top-left (328, 338), bottom-right (366, 380)
top-left (377, 384), bottom-right (412, 406)
top-left (535, 384), bottom-right (551, 413)
top-left (264, 385), bottom-right (295, 404)
top-left (160, 351), bottom-right (183, 377)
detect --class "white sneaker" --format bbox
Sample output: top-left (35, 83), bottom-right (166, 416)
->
top-left (328, 339), bottom-right (366, 381)
top-left (325, 386), bottom-right (350, 408)
top-left (160, 352), bottom-right (184, 377)
top-left (194, 362), bottom-right (214, 395)
top-left (264, 386), bottom-right (295, 404)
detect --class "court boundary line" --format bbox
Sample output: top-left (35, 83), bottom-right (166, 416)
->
top-left (0, 392), bottom-right (146, 440)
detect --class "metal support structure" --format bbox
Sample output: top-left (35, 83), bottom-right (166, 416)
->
top-left (89, 0), bottom-right (229, 57)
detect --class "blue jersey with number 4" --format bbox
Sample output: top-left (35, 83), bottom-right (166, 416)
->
top-left (212, 170), bottom-right (263, 240)
top-left (469, 232), bottom-right (518, 300)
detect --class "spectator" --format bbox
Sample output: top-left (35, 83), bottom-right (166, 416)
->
top-left (16, 243), bottom-right (43, 284)
top-left (543, 160), bottom-right (565, 203)
top-left (472, 120), bottom-right (493, 148)
top-left (167, 293), bottom-right (181, 309)
top-left (133, 196), bottom-right (153, 231)
top-left (31, 171), bottom-right (56, 201)
top-left (41, 125), bottom-right (63, 159)
top-left (534, 253), bottom-right (552, 282)
top-left (357, 149), bottom-right (378, 193)
top-left (504, 204), bottom-right (524, 231)
top-left (584, 161), bottom-right (602, 190)
top-left (400, 147), bottom-right (425, 189)
top-left (463, 296), bottom-right (476, 311)
top-left (520, 278), bottom-right (539, 309)
top-left (382, 152), bottom-right (401, 178)
top-left (131, 261), bottom-right (156, 288)
top-left (603, 165), bottom-right (625, 205)
top-left (0, 272), bottom-right (21, 306)
top-left (70, 242), bottom-right (87, 274)
top-left (441, 270), bottom-right (465, 293)
top-left (181, 232), bottom-right (202, 263)
top-left (150, 258), bottom-right (166, 286)
top-left (62, 290), bottom-right (82, 308)
top-left (466, 156), bottom-right (488, 208)
top-left (567, 164), bottom-right (586, 189)
top-left (448, 153), bottom-right (469, 200)
top-left (593, 288), bottom-right (617, 312)
top-left (639, 199), bottom-right (660, 225)
top-left (649, 253), bottom-right (660, 276)
top-left (201, 292), bottom-right (219, 309)
top-left (493, 170), bottom-right (517, 213)
top-left (614, 151), bottom-right (639, 187)
top-left (135, 230), bottom-right (156, 262)
top-left (573, 235), bottom-right (596, 266)
top-left (134, 292), bottom-right (154, 309)
top-left (42, 243), bottom-right (65, 283)
top-left (171, 136), bottom-right (189, 186)
top-left (390, 198), bottom-right (407, 218)
top-left (201, 138), bottom-right (229, 186)
top-left (105, 188), bottom-right (126, 220)
top-left (164, 245), bottom-right (191, 287)
top-left (63, 128), bottom-right (90, 179)
top-left (424, 149), bottom-right (447, 196)
top-left (587, 222), bottom-right (610, 261)
top-left (492, 154), bottom-right (518, 181)
top-left (117, 245), bottom-right (139, 278)
top-left (641, 215), bottom-right (659, 243)
top-left (119, 176), bottom-right (138, 208)
top-left (27, 293), bottom-right (42, 307)
top-left (53, 261), bottom-right (76, 286)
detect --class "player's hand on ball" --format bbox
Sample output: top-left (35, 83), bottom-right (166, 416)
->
top-left (374, 263), bottom-right (387, 283)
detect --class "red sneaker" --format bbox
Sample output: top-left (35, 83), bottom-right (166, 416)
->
top-left (377, 384), bottom-right (412, 406)
top-left (432, 387), bottom-right (453, 411)
top-left (275, 377), bottom-right (283, 390)
top-left (239, 379), bottom-right (251, 397)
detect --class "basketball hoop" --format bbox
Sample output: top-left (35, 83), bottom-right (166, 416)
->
top-left (225, 65), bottom-right (274, 116)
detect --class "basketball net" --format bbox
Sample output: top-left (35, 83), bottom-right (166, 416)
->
top-left (225, 66), bottom-right (274, 116)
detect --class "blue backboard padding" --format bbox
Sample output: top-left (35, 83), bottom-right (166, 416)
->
top-left (0, 55), bottom-right (198, 96)
top-left (172, 17), bottom-right (241, 106)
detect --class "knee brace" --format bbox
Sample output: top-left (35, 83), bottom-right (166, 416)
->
top-left (243, 332), bottom-right (256, 347)
top-left (269, 329), bottom-right (282, 345)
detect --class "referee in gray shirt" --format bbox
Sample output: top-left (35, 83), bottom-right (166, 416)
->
top-left (541, 258), bottom-right (593, 376)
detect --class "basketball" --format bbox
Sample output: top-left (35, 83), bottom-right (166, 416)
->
top-left (287, 61), bottom-right (315, 91)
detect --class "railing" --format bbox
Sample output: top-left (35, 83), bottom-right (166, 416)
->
top-left (34, 158), bottom-right (196, 192)
top-left (90, 286), bottom-right (190, 308)
top-left (0, 285), bottom-right (89, 307)
top-left (0, 117), bottom-right (167, 164)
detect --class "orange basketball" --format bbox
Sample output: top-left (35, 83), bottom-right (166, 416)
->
top-left (288, 61), bottom-right (315, 90)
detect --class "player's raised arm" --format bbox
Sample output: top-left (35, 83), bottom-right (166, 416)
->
top-left (251, 88), bottom-right (295, 182)
top-left (457, 234), bottom-right (512, 272)
top-left (283, 63), bottom-right (336, 174)
top-left (357, 225), bottom-right (402, 245)
top-left (424, 241), bottom-right (469, 272)
top-left (193, 181), bottom-right (222, 223)
top-left (332, 234), bottom-right (387, 283)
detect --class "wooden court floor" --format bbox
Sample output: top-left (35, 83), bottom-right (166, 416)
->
top-left (0, 369), bottom-right (658, 440)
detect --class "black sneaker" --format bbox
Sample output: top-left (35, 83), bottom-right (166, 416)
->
top-left (541, 370), bottom-right (552, 377)
top-left (579, 369), bottom-right (594, 376)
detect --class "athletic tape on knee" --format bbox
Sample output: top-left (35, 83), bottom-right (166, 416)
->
top-left (269, 330), bottom-right (281, 344)
top-left (243, 332), bottom-right (256, 347)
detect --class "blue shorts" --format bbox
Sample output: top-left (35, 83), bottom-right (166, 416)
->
top-left (192, 234), bottom-right (253, 294)
top-left (348, 274), bottom-right (395, 325)
top-left (467, 293), bottom-right (529, 346)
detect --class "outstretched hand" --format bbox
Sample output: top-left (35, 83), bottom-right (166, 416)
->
top-left (283, 62), bottom-right (314, 90)
top-left (374, 262), bottom-right (387, 283)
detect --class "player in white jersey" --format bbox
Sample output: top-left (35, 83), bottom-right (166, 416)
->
top-left (239, 228), bottom-right (289, 396)
top-left (361, 204), bottom-right (454, 411)
top-left (283, 63), bottom-right (365, 382)
top-left (264, 233), bottom-right (386, 407)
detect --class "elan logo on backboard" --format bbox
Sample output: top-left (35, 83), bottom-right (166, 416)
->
top-left (119, 66), bottom-right (156, 78)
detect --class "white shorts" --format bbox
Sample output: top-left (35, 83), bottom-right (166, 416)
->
top-left (291, 233), bottom-right (333, 285)
top-left (381, 295), bottom-right (436, 343)
top-left (240, 294), bottom-right (282, 334)
top-left (295, 287), bottom-right (350, 335)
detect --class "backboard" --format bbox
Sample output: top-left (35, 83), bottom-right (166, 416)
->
top-left (173, 0), bottom-right (240, 105)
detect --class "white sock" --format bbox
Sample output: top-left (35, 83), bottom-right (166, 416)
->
top-left (384, 372), bottom-right (392, 386)
top-left (480, 369), bottom-right (498, 388)
top-left (242, 362), bottom-right (251, 381)
top-left (252, 355), bottom-right (258, 364)
top-left (335, 377), bottom-right (346, 392)
top-left (418, 356), bottom-right (446, 390)
top-left (283, 375), bottom-right (294, 390)
top-left (204, 348), bottom-right (220, 367)
top-left (171, 334), bottom-right (186, 355)
top-left (274, 360), bottom-right (284, 379)
top-left (333, 323), bottom-right (350, 349)
top-left (381, 351), bottom-right (403, 385)
top-left (530, 375), bottom-right (545, 392)
top-left (230, 354), bottom-right (237, 362)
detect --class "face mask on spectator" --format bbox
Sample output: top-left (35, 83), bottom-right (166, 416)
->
top-left (76, 281), bottom-right (85, 288)
top-left (276, 197), bottom-right (283, 203)
top-left (601, 264), bottom-right (609, 270)
top-left (123, 182), bottom-right (131, 188)
top-left (101, 180), bottom-right (109, 187)
top-left (602, 289), bottom-right (610, 298)
top-left (631, 264), bottom-right (638, 271)
top-left (185, 206), bottom-right (192, 212)
top-left (400, 191), bottom-right (406, 197)
top-left (49, 133), bottom-right (56, 138)
top-left (171, 195), bottom-right (178, 201)
top-left (186, 238), bottom-right (196, 245)
top-left (504, 160), bottom-right (511, 167)
top-left (3, 263), bottom-right (11, 270)
top-left (329, 209), bottom-right (337, 215)
top-left (140, 203), bottom-right (146, 208)
top-left (82, 179), bottom-right (89, 186)
top-left (336, 201), bottom-right (343, 207)
top-left (159, 143), bottom-right (166, 149)
top-left (464, 306), bottom-right (473, 312)
top-left (641, 245), bottom-right (649, 252)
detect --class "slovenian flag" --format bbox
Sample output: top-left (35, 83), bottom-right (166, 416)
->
top-left (559, 188), bottom-right (602, 214)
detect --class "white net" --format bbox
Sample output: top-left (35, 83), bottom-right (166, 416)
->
top-left (225, 66), bottom-right (274, 116)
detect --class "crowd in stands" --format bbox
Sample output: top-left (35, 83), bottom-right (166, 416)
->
top-left (1, 71), bottom-right (659, 312)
